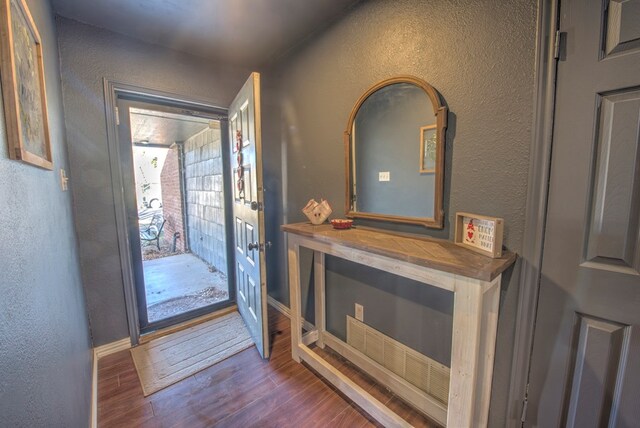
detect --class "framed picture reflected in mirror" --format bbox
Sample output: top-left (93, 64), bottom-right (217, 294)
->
top-left (419, 124), bottom-right (437, 173)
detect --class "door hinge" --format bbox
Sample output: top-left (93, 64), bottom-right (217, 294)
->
top-left (553, 30), bottom-right (566, 60)
top-left (115, 106), bottom-right (120, 125)
top-left (520, 383), bottom-right (530, 424)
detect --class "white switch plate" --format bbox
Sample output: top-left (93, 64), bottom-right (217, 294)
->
top-left (379, 171), bottom-right (390, 182)
top-left (60, 169), bottom-right (69, 191)
top-left (355, 303), bottom-right (364, 321)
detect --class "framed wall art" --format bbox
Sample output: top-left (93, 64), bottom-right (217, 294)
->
top-left (419, 124), bottom-right (437, 173)
top-left (454, 212), bottom-right (504, 258)
top-left (0, 0), bottom-right (52, 169)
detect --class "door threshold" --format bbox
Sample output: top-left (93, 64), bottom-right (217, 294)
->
top-left (139, 304), bottom-right (238, 344)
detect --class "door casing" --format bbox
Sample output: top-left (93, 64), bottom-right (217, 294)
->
top-left (505, 0), bottom-right (561, 425)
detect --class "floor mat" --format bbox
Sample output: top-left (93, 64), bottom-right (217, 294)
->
top-left (131, 311), bottom-right (253, 396)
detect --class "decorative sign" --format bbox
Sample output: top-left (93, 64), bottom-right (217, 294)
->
top-left (454, 212), bottom-right (504, 258)
top-left (235, 130), bottom-right (245, 199)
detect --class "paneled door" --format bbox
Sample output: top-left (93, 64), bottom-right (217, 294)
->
top-left (229, 73), bottom-right (270, 358)
top-left (526, 1), bottom-right (640, 426)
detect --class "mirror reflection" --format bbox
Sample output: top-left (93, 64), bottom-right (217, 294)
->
top-left (346, 77), bottom-right (446, 228)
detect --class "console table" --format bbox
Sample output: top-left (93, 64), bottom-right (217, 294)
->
top-left (283, 223), bottom-right (516, 427)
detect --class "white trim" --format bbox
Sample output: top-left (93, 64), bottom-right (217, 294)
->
top-left (94, 337), bottom-right (132, 360)
top-left (91, 352), bottom-right (97, 428)
top-left (91, 337), bottom-right (131, 427)
top-left (267, 295), bottom-right (290, 316)
top-left (267, 295), bottom-right (315, 332)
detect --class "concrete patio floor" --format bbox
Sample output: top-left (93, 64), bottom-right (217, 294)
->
top-left (143, 253), bottom-right (229, 322)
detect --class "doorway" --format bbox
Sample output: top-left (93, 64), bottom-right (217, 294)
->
top-left (116, 95), bottom-right (235, 334)
top-left (106, 74), bottom-right (269, 357)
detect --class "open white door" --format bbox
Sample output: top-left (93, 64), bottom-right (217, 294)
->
top-left (229, 72), bottom-right (270, 358)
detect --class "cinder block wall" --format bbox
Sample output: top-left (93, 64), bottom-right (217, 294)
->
top-left (184, 128), bottom-right (227, 274)
top-left (160, 146), bottom-right (185, 251)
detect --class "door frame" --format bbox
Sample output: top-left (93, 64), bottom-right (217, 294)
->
top-left (505, 0), bottom-right (561, 425)
top-left (103, 79), bottom-right (235, 345)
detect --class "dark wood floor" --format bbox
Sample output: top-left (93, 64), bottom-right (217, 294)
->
top-left (98, 308), bottom-right (439, 427)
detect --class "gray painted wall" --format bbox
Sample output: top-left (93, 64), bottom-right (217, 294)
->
top-left (325, 256), bottom-right (453, 366)
top-left (56, 17), bottom-right (252, 345)
top-left (0, 1), bottom-right (92, 427)
top-left (259, 76), bottom-right (289, 305)
top-left (185, 128), bottom-right (227, 275)
top-left (263, 0), bottom-right (537, 426)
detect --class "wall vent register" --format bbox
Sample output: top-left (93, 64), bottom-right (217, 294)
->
top-left (346, 315), bottom-right (450, 405)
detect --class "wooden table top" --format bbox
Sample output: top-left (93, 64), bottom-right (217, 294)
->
top-left (282, 223), bottom-right (516, 282)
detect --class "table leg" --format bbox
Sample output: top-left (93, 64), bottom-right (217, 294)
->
top-left (314, 251), bottom-right (326, 349)
top-left (448, 277), bottom-right (485, 427)
top-left (447, 276), bottom-right (501, 428)
top-left (475, 277), bottom-right (501, 426)
top-left (287, 234), bottom-right (302, 363)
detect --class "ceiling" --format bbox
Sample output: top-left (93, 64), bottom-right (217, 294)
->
top-left (52, 0), bottom-right (359, 67)
top-left (129, 108), bottom-right (212, 146)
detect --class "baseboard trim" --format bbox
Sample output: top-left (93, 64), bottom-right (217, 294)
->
top-left (91, 337), bottom-right (131, 427)
top-left (267, 296), bottom-right (315, 332)
top-left (91, 352), bottom-right (97, 428)
top-left (267, 295), bottom-right (290, 317)
top-left (94, 337), bottom-right (132, 360)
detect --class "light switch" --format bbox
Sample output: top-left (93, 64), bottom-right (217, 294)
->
top-left (60, 169), bottom-right (69, 191)
top-left (355, 303), bottom-right (364, 321)
top-left (379, 171), bottom-right (390, 182)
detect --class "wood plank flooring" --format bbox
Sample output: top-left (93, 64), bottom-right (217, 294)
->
top-left (98, 308), bottom-right (440, 427)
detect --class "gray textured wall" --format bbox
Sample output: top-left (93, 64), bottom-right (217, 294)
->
top-left (185, 128), bottom-right (227, 274)
top-left (264, 0), bottom-right (537, 426)
top-left (56, 17), bottom-right (251, 345)
top-left (259, 76), bottom-right (289, 305)
top-left (0, 1), bottom-right (92, 427)
top-left (325, 256), bottom-right (454, 366)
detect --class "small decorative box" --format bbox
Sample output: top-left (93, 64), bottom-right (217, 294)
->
top-left (302, 199), bottom-right (332, 225)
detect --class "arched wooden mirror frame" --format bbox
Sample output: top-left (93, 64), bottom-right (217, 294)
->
top-left (344, 75), bottom-right (448, 228)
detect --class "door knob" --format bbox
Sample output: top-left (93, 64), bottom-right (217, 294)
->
top-left (247, 241), bottom-right (271, 252)
top-left (250, 201), bottom-right (262, 211)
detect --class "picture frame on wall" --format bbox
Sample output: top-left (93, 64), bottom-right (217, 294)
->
top-left (419, 124), bottom-right (437, 173)
top-left (0, 0), bottom-right (52, 169)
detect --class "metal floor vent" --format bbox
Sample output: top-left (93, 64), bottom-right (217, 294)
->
top-left (346, 315), bottom-right (450, 405)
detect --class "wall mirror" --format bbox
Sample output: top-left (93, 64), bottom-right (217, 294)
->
top-left (345, 76), bottom-right (447, 228)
